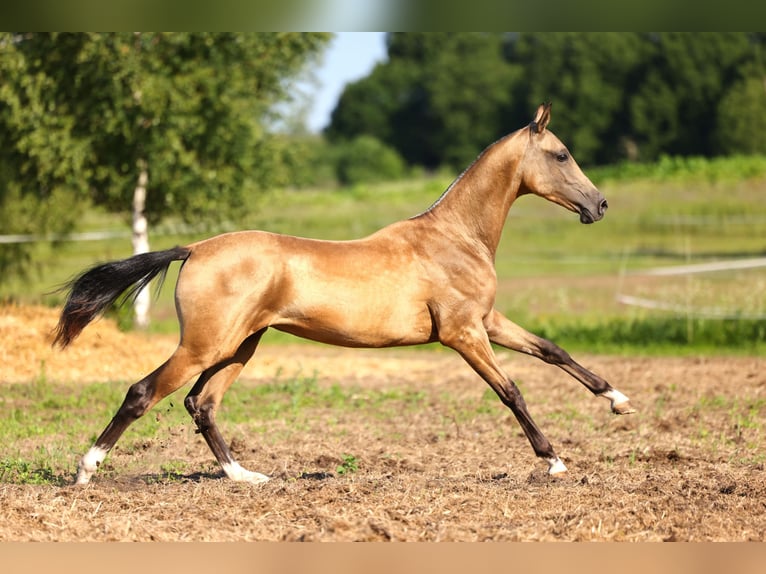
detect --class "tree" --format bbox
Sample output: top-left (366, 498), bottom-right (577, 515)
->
top-left (327, 32), bottom-right (766, 169)
top-left (334, 135), bottom-right (405, 186)
top-left (715, 77), bottom-right (766, 155)
top-left (328, 32), bottom-right (645, 168)
top-left (711, 34), bottom-right (766, 156)
top-left (504, 33), bottom-right (648, 165)
top-left (0, 34), bottom-right (89, 278)
top-left (326, 57), bottom-right (421, 157)
top-left (0, 32), bottom-right (330, 323)
top-left (328, 33), bottom-right (519, 170)
top-left (407, 33), bottom-right (519, 169)
top-left (626, 33), bottom-right (757, 160)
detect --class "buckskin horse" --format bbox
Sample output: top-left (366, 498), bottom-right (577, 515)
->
top-left (54, 103), bottom-right (635, 485)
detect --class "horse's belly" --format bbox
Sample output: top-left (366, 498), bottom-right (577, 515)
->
top-left (272, 291), bottom-right (434, 348)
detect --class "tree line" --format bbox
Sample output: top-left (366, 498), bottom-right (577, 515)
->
top-left (326, 33), bottom-right (766, 171)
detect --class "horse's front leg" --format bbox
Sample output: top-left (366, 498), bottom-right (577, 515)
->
top-left (484, 309), bottom-right (635, 415)
top-left (440, 321), bottom-right (567, 475)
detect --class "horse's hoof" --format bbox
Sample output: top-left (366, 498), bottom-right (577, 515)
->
top-left (244, 472), bottom-right (270, 485)
top-left (612, 401), bottom-right (636, 415)
top-left (546, 457), bottom-right (568, 475)
top-left (73, 475), bottom-right (91, 486)
top-left (602, 390), bottom-right (636, 415)
top-left (222, 461), bottom-right (270, 484)
top-left (75, 446), bottom-right (106, 485)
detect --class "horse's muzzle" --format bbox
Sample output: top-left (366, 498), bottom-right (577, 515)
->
top-left (579, 196), bottom-right (608, 224)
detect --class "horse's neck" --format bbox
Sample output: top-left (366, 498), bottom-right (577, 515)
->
top-left (420, 135), bottom-right (524, 258)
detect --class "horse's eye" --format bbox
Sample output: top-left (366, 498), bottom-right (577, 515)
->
top-left (556, 152), bottom-right (569, 162)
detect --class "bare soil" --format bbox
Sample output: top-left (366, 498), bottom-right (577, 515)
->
top-left (1, 304), bottom-right (765, 541)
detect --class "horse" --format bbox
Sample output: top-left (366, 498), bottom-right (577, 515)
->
top-left (53, 103), bottom-right (634, 486)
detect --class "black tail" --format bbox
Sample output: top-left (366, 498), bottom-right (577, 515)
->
top-left (53, 245), bottom-right (191, 348)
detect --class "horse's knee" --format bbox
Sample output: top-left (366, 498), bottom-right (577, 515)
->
top-left (492, 379), bottom-right (526, 410)
top-left (185, 394), bottom-right (206, 427)
top-left (538, 338), bottom-right (572, 365)
top-left (118, 380), bottom-right (156, 420)
top-left (183, 393), bottom-right (199, 417)
top-left (184, 394), bottom-right (216, 432)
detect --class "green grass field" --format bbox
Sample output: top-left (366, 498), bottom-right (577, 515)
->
top-left (3, 165), bottom-right (766, 354)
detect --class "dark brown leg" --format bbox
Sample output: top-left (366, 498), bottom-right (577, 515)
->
top-left (75, 346), bottom-right (204, 484)
top-left (440, 323), bottom-right (567, 475)
top-left (184, 330), bottom-right (268, 483)
top-left (484, 309), bottom-right (635, 414)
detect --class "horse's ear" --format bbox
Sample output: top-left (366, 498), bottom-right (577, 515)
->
top-left (530, 102), bottom-right (552, 134)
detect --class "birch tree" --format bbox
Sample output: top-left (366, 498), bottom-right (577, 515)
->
top-left (0, 32), bottom-right (330, 325)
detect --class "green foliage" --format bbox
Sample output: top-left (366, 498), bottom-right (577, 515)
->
top-left (0, 457), bottom-right (63, 485)
top-left (0, 185), bottom-right (81, 279)
top-left (626, 33), bottom-right (757, 160)
top-left (334, 135), bottom-right (406, 186)
top-left (507, 32), bottom-right (647, 165)
top-left (0, 32), bottom-right (330, 281)
top-left (328, 33), bottom-right (766, 168)
top-left (105, 300), bottom-right (136, 333)
top-left (588, 154), bottom-right (766, 186)
top-left (157, 460), bottom-right (190, 481)
top-left (532, 316), bottom-right (766, 355)
top-left (715, 77), bottom-right (766, 156)
top-left (328, 33), bottom-right (518, 170)
top-left (262, 134), bottom-right (337, 190)
top-left (326, 56), bottom-right (421, 157)
top-left (336, 454), bottom-right (359, 475)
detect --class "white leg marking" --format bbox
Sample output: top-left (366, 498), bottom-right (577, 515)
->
top-left (75, 446), bottom-right (107, 485)
top-left (603, 389), bottom-right (629, 405)
top-left (602, 389), bottom-right (635, 414)
top-left (546, 457), bottom-right (568, 475)
top-left (221, 461), bottom-right (270, 484)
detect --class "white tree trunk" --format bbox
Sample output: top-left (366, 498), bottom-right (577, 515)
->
top-left (132, 160), bottom-right (150, 329)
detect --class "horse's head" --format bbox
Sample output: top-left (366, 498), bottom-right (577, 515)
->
top-left (518, 103), bottom-right (607, 224)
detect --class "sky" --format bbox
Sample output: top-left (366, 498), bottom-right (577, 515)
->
top-left (304, 32), bottom-right (388, 133)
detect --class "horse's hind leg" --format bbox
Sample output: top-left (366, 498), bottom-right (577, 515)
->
top-left (75, 346), bottom-right (205, 485)
top-left (184, 330), bottom-right (268, 484)
top-left (484, 309), bottom-right (635, 414)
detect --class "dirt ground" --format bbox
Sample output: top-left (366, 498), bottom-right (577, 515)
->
top-left (1, 304), bottom-right (765, 541)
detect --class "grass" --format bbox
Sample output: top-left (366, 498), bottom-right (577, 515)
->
top-left (686, 393), bottom-right (766, 466)
top-left (336, 454), bottom-right (359, 475)
top-left (3, 165), bottom-right (766, 353)
top-left (530, 316), bottom-right (766, 356)
top-left (3, 356), bottom-right (765, 486)
top-left (0, 367), bottom-right (435, 485)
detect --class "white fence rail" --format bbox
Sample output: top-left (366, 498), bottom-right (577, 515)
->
top-left (0, 230), bottom-right (130, 244)
top-left (636, 257), bottom-right (766, 276)
top-left (616, 257), bottom-right (766, 320)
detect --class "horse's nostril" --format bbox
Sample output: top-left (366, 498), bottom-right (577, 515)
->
top-left (599, 199), bottom-right (609, 214)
